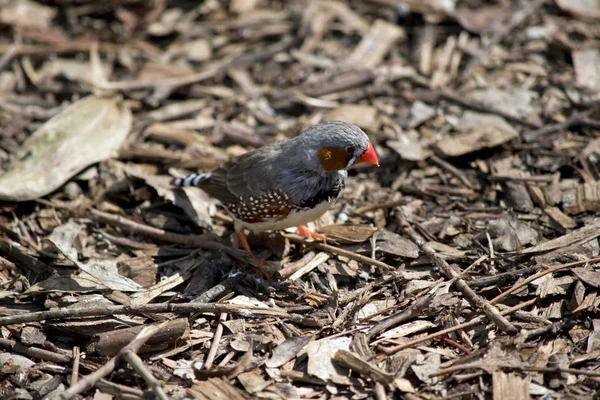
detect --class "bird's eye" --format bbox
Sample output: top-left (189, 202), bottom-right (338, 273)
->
top-left (345, 146), bottom-right (355, 154)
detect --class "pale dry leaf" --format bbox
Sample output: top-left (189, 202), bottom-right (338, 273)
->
top-left (394, 377), bottom-right (416, 393)
top-left (0, 0), bottom-right (56, 30)
top-left (437, 111), bottom-right (519, 157)
top-left (374, 320), bottom-right (437, 343)
top-left (486, 218), bottom-right (538, 252)
top-left (237, 370), bottom-right (270, 394)
top-left (388, 130), bottom-right (430, 161)
top-left (572, 49), bottom-right (600, 91)
top-left (306, 337), bottom-right (351, 384)
top-left (265, 335), bottom-right (314, 368)
top-left (556, 0), bottom-right (600, 20)
top-left (357, 299), bottom-right (396, 320)
top-left (411, 353), bottom-right (441, 385)
top-left (0, 95), bottom-right (131, 201)
top-left (466, 88), bottom-right (536, 120)
top-left (409, 100), bottom-right (436, 129)
top-left (345, 19), bottom-right (406, 69)
top-left (49, 223), bottom-right (142, 292)
top-left (455, 5), bottom-right (516, 34)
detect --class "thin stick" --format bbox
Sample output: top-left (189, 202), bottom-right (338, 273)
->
top-left (395, 208), bottom-right (517, 334)
top-left (429, 154), bottom-right (473, 189)
top-left (523, 109), bottom-right (595, 142)
top-left (0, 338), bottom-right (71, 364)
top-left (121, 351), bottom-right (168, 400)
top-left (283, 233), bottom-right (395, 271)
top-left (289, 253), bottom-right (331, 281)
top-left (354, 199), bottom-right (404, 214)
top-left (89, 209), bottom-right (249, 263)
top-left (0, 302), bottom-right (289, 327)
top-left (489, 256), bottom-right (600, 304)
top-left (204, 313), bottom-right (227, 370)
top-left (380, 298), bottom-right (536, 355)
top-left (433, 363), bottom-right (600, 378)
top-left (60, 323), bottom-right (167, 399)
top-left (70, 347), bottom-right (80, 387)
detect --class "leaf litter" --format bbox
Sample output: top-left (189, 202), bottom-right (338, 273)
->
top-left (1, 0), bottom-right (600, 399)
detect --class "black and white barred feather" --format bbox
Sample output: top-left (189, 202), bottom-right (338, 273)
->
top-left (174, 172), bottom-right (212, 187)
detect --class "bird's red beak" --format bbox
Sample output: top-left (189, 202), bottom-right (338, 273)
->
top-left (357, 143), bottom-right (379, 166)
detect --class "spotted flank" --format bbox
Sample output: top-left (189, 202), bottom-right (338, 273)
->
top-left (226, 189), bottom-right (297, 224)
top-left (174, 173), bottom-right (212, 187)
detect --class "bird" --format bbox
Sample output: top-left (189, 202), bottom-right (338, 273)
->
top-left (174, 120), bottom-right (379, 263)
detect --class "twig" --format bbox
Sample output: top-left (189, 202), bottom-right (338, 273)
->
top-left (0, 44), bottom-right (16, 72)
top-left (0, 41), bottom-right (119, 56)
top-left (429, 154), bottom-right (474, 189)
top-left (523, 109), bottom-right (596, 142)
top-left (0, 338), bottom-right (71, 364)
top-left (96, 380), bottom-right (145, 398)
top-left (0, 302), bottom-right (289, 327)
top-left (380, 298), bottom-right (536, 355)
top-left (354, 199), bottom-right (404, 214)
top-left (395, 208), bottom-right (518, 334)
top-left (467, 265), bottom-right (538, 289)
top-left (439, 337), bottom-right (472, 355)
top-left (282, 233), bottom-right (396, 271)
top-left (276, 251), bottom-right (316, 279)
top-left (288, 252), bottom-right (331, 281)
top-left (60, 323), bottom-right (167, 399)
top-left (366, 294), bottom-right (433, 339)
top-left (433, 362), bottom-right (600, 378)
top-left (488, 174), bottom-right (557, 183)
top-left (204, 313), bottom-right (227, 370)
top-left (340, 275), bottom-right (397, 305)
top-left (70, 347), bottom-right (80, 387)
top-left (489, 256), bottom-right (600, 304)
top-left (89, 209), bottom-right (250, 263)
top-left (461, 0), bottom-right (546, 79)
top-left (121, 351), bottom-right (168, 400)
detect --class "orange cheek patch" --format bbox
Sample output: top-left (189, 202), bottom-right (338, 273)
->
top-left (317, 147), bottom-right (350, 172)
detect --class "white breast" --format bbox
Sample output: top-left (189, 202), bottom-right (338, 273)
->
top-left (233, 201), bottom-right (332, 233)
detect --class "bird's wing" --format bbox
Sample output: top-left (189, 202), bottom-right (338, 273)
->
top-left (197, 145), bottom-right (285, 204)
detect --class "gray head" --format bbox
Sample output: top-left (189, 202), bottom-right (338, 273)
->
top-left (294, 121), bottom-right (379, 174)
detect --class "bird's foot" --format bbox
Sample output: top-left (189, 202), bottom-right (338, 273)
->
top-left (236, 230), bottom-right (272, 279)
top-left (297, 225), bottom-right (327, 242)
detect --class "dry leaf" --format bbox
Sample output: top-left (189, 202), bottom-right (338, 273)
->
top-left (0, 0), bottom-right (56, 30)
top-left (318, 224), bottom-right (377, 244)
top-left (306, 337), bottom-right (352, 384)
top-left (437, 111), bottom-right (518, 157)
top-left (556, 0), bottom-right (600, 20)
top-left (265, 335), bottom-right (314, 368)
top-left (0, 95), bottom-right (131, 201)
top-left (375, 231), bottom-right (420, 258)
top-left (572, 267), bottom-right (600, 288)
top-left (48, 222), bottom-right (142, 292)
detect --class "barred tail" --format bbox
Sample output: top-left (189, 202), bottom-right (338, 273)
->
top-left (173, 172), bottom-right (212, 187)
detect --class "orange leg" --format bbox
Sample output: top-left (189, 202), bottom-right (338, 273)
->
top-left (236, 229), bottom-right (271, 279)
top-left (297, 225), bottom-right (327, 242)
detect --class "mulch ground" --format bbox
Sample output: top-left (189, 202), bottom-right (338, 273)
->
top-left (1, 0), bottom-right (600, 399)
